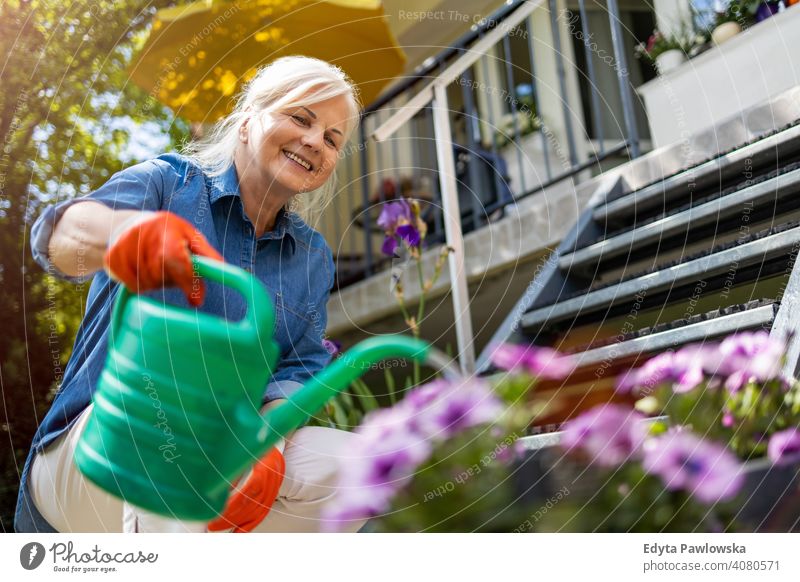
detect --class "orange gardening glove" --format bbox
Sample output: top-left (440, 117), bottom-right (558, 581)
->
top-left (207, 447), bottom-right (286, 533)
top-left (104, 211), bottom-right (223, 307)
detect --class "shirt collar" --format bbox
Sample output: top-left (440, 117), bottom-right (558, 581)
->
top-left (208, 163), bottom-right (298, 253)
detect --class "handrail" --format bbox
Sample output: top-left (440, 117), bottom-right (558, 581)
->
top-left (372, 0), bottom-right (544, 143)
top-left (363, 0), bottom-right (536, 115)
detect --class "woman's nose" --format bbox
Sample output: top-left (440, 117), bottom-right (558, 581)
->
top-left (300, 128), bottom-right (323, 151)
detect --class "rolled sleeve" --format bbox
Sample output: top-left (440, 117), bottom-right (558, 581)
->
top-left (262, 246), bottom-right (335, 404)
top-left (29, 159), bottom-right (167, 282)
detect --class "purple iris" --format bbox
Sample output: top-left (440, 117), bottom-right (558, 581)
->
top-left (642, 429), bottom-right (744, 504)
top-left (767, 428), bottom-right (800, 466)
top-left (490, 343), bottom-right (576, 380)
top-left (377, 200), bottom-right (421, 256)
top-left (560, 404), bottom-right (647, 467)
top-left (377, 199), bottom-right (411, 233)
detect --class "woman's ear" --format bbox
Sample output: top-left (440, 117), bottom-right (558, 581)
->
top-left (239, 118), bottom-right (250, 143)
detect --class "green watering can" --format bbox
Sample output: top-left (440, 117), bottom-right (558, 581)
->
top-left (74, 256), bottom-right (443, 521)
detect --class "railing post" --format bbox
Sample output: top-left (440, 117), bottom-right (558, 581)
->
top-left (548, 0), bottom-right (579, 167)
top-left (432, 82), bottom-right (477, 376)
top-left (459, 66), bottom-right (485, 232)
top-left (577, 0), bottom-right (605, 154)
top-left (359, 123), bottom-right (374, 275)
top-left (525, 15), bottom-right (553, 181)
top-left (502, 34), bottom-right (528, 194)
top-left (606, 0), bottom-right (641, 158)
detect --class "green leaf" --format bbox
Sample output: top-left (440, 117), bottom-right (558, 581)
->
top-left (384, 367), bottom-right (397, 404)
top-left (350, 378), bottom-right (379, 412)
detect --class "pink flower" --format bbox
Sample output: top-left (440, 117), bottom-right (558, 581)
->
top-left (561, 404), bottom-right (646, 467)
top-left (490, 343), bottom-right (576, 380)
top-left (767, 428), bottom-right (800, 465)
top-left (417, 378), bottom-right (504, 438)
top-left (721, 412), bottom-right (735, 428)
top-left (719, 332), bottom-right (785, 391)
top-left (642, 430), bottom-right (744, 504)
top-left (322, 377), bottom-right (507, 530)
top-left (615, 352), bottom-right (679, 395)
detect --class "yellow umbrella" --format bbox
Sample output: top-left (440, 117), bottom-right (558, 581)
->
top-left (129, 0), bottom-right (406, 122)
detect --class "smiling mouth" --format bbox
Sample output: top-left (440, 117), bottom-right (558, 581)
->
top-left (283, 149), bottom-right (313, 172)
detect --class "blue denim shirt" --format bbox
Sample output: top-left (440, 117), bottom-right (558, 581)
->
top-left (15, 153), bottom-right (334, 531)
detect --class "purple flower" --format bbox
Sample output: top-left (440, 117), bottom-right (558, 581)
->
top-left (397, 224), bottom-right (420, 247)
top-left (377, 200), bottom-right (422, 256)
top-left (404, 379), bottom-right (448, 411)
top-left (377, 199), bottom-right (411, 234)
top-left (322, 338), bottom-right (341, 356)
top-left (616, 344), bottom-right (721, 395)
top-left (616, 352), bottom-right (677, 394)
top-left (381, 235), bottom-right (399, 257)
top-left (672, 345), bottom-right (719, 393)
top-left (417, 378), bottom-right (504, 438)
top-left (322, 377), bottom-right (508, 529)
top-left (642, 429), bottom-right (744, 504)
top-left (767, 428), bottom-right (800, 465)
top-left (718, 332), bottom-right (785, 391)
top-left (490, 343), bottom-right (575, 380)
top-left (561, 404), bottom-right (646, 467)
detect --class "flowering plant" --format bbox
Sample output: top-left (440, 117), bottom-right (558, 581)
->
top-left (376, 199), bottom-right (451, 387)
top-left (322, 333), bottom-right (800, 532)
top-left (322, 344), bottom-right (576, 532)
top-left (535, 332), bottom-right (800, 532)
top-left (634, 29), bottom-right (694, 63)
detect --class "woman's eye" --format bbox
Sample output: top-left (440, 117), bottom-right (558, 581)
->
top-left (325, 135), bottom-right (337, 148)
top-left (291, 114), bottom-right (309, 126)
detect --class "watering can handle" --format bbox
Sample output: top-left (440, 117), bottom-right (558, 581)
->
top-left (110, 255), bottom-right (274, 338)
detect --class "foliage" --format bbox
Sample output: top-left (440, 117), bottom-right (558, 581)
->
top-left (713, 0), bottom-right (766, 28)
top-left (0, 0), bottom-right (191, 530)
top-left (321, 334), bottom-right (800, 532)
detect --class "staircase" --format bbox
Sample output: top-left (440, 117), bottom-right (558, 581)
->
top-left (478, 92), bottom-right (800, 432)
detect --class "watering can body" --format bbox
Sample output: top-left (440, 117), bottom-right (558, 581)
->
top-left (75, 257), bottom-right (281, 519)
top-left (75, 256), bottom-right (433, 521)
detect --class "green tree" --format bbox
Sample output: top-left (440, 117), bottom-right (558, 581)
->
top-left (0, 0), bottom-right (190, 530)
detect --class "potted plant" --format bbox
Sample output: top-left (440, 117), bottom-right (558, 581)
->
top-left (538, 332), bottom-right (800, 532)
top-left (635, 29), bottom-right (694, 75)
top-left (321, 333), bottom-right (800, 532)
top-left (711, 10), bottom-right (743, 44)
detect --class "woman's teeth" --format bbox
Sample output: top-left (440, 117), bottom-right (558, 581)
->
top-left (284, 150), bottom-right (311, 171)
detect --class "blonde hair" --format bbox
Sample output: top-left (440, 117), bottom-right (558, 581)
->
top-left (182, 56), bottom-right (362, 225)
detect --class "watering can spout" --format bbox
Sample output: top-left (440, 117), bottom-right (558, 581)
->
top-left (255, 336), bottom-right (437, 453)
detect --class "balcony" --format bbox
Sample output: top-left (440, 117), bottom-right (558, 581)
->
top-left (320, 0), bottom-right (656, 365)
top-left (637, 4), bottom-right (800, 148)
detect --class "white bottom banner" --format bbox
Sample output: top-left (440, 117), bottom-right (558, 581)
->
top-left (2, 533), bottom-right (799, 581)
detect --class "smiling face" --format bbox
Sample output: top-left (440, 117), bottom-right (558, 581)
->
top-left (236, 93), bottom-right (352, 201)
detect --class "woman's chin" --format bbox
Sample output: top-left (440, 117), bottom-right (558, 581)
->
top-left (278, 174), bottom-right (321, 194)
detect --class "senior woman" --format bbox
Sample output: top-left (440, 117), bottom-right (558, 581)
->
top-left (15, 56), bottom-right (364, 533)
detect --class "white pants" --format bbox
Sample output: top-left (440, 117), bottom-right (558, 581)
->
top-left (29, 404), bottom-right (366, 533)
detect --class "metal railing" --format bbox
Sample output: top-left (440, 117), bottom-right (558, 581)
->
top-left (330, 0), bottom-right (646, 372)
